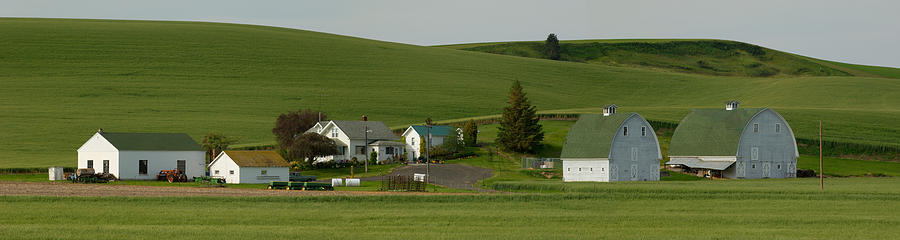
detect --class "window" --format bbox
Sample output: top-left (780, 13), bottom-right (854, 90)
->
top-left (355, 146), bottom-right (365, 155)
top-left (229, 170), bottom-right (234, 175)
top-left (752, 164), bottom-right (756, 169)
top-left (641, 126), bottom-right (647, 136)
top-left (778, 164), bottom-right (781, 169)
top-left (386, 147), bottom-right (394, 154)
top-left (214, 170), bottom-right (220, 175)
top-left (775, 123), bottom-right (781, 133)
top-left (177, 160), bottom-right (186, 172)
top-left (87, 160), bottom-right (94, 169)
top-left (578, 168), bottom-right (582, 171)
top-left (261, 170), bottom-right (267, 175)
top-left (754, 123), bottom-right (759, 133)
top-left (103, 160), bottom-right (109, 173)
top-left (336, 146), bottom-right (346, 155)
top-left (601, 168), bottom-right (605, 172)
top-left (567, 168), bottom-right (571, 172)
top-left (632, 148), bottom-right (638, 161)
top-left (623, 127), bottom-right (628, 136)
top-left (751, 147), bottom-right (759, 160)
top-left (138, 160), bottom-right (148, 175)
top-left (590, 168), bottom-right (593, 172)
top-left (411, 137), bottom-right (416, 145)
top-left (331, 128), bottom-right (338, 138)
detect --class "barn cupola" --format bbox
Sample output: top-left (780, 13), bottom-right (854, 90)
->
top-left (602, 104), bottom-right (619, 116)
top-left (725, 100), bottom-right (740, 111)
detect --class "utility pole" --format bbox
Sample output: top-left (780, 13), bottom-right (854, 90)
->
top-left (819, 120), bottom-right (824, 190)
top-left (365, 125), bottom-right (369, 173)
top-left (425, 122), bottom-right (430, 185)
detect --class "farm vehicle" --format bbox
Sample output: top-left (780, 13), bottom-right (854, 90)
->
top-left (68, 168), bottom-right (117, 183)
top-left (157, 169), bottom-right (188, 183)
top-left (289, 172), bottom-right (317, 182)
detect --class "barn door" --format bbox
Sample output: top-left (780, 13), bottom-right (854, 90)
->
top-left (630, 164), bottom-right (638, 180)
top-left (736, 161), bottom-right (745, 178)
top-left (610, 165), bottom-right (618, 181)
top-left (762, 162), bottom-right (771, 178)
top-left (787, 161), bottom-right (796, 178)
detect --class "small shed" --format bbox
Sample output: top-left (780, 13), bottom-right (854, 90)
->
top-left (209, 150), bottom-right (290, 184)
top-left (560, 111), bottom-right (662, 182)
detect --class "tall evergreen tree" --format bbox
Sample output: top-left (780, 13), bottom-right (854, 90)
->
top-left (544, 33), bottom-right (561, 60)
top-left (463, 119), bottom-right (478, 146)
top-left (497, 80), bottom-right (544, 152)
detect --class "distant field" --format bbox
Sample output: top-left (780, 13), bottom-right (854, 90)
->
top-left (1, 18), bottom-right (899, 168)
top-left (2, 178), bottom-right (899, 239)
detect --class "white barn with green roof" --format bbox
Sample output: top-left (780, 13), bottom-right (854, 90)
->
top-left (76, 129), bottom-right (205, 180)
top-left (666, 102), bottom-right (798, 179)
top-left (560, 107), bottom-right (662, 182)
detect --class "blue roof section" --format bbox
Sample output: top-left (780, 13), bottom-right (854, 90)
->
top-left (410, 125), bottom-right (456, 136)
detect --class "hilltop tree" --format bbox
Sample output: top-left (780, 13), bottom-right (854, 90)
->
top-left (201, 132), bottom-right (238, 164)
top-left (286, 132), bottom-right (338, 165)
top-left (544, 33), bottom-right (561, 60)
top-left (463, 119), bottom-right (478, 147)
top-left (497, 80), bottom-right (544, 152)
top-left (273, 109), bottom-right (327, 149)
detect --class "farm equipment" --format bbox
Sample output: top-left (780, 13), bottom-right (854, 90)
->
top-left (267, 181), bottom-right (334, 191)
top-left (68, 168), bottom-right (117, 183)
top-left (157, 169), bottom-right (188, 183)
top-left (193, 176), bottom-right (226, 185)
top-left (288, 172), bottom-right (317, 182)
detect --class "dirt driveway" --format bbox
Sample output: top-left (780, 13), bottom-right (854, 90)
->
top-left (0, 181), bottom-right (474, 197)
top-left (355, 164), bottom-right (494, 192)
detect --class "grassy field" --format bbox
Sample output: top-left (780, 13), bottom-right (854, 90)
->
top-left (1, 18), bottom-right (900, 168)
top-left (2, 178), bottom-right (899, 239)
top-left (447, 39), bottom-right (851, 77)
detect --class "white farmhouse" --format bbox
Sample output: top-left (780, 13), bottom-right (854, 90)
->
top-left (76, 129), bottom-right (205, 180)
top-left (307, 119), bottom-right (403, 163)
top-left (401, 125), bottom-right (462, 160)
top-left (208, 150), bottom-right (289, 184)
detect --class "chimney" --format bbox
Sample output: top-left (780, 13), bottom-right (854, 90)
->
top-left (362, 115), bottom-right (367, 121)
top-left (725, 100), bottom-right (740, 111)
top-left (98, 128), bottom-right (103, 133)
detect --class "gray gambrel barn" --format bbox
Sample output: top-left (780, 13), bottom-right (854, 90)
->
top-left (561, 106), bottom-right (662, 182)
top-left (666, 101), bottom-right (798, 179)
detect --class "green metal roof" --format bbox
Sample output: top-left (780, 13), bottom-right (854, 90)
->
top-left (410, 125), bottom-right (456, 137)
top-left (100, 132), bottom-right (202, 151)
top-left (560, 113), bottom-right (635, 158)
top-left (668, 108), bottom-right (762, 156)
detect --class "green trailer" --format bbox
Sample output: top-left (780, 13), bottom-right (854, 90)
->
top-left (268, 181), bottom-right (333, 191)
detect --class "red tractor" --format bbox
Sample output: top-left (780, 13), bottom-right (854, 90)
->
top-left (157, 169), bottom-right (188, 183)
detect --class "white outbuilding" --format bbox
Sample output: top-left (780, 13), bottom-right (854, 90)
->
top-left (76, 129), bottom-right (205, 180)
top-left (208, 150), bottom-right (290, 184)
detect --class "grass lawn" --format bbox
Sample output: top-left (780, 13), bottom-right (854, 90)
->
top-left (1, 18), bottom-right (899, 168)
top-left (2, 178), bottom-right (899, 239)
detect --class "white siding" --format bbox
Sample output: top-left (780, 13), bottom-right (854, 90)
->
top-left (117, 150), bottom-right (204, 180)
top-left (209, 153), bottom-right (289, 184)
top-left (209, 154), bottom-right (241, 184)
top-left (562, 159), bottom-right (610, 182)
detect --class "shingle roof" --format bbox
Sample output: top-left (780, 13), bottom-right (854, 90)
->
top-left (409, 125), bottom-right (456, 137)
top-left (223, 150), bottom-right (289, 167)
top-left (668, 108), bottom-right (762, 156)
top-left (331, 120), bottom-right (398, 140)
top-left (100, 132), bottom-right (202, 151)
top-left (560, 113), bottom-right (635, 158)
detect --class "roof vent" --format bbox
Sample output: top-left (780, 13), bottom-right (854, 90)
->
top-left (725, 100), bottom-right (740, 111)
top-left (362, 115), bottom-right (368, 121)
top-left (602, 104), bottom-right (618, 116)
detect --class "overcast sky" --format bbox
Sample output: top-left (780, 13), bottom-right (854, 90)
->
top-left (3, 0), bottom-right (898, 67)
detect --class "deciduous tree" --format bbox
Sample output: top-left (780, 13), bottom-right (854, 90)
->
top-left (273, 109), bottom-right (327, 149)
top-left (201, 132), bottom-right (237, 164)
top-left (545, 33), bottom-right (561, 60)
top-left (463, 120), bottom-right (478, 146)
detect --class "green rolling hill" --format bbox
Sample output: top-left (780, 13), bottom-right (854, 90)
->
top-left (1, 18), bottom-right (899, 167)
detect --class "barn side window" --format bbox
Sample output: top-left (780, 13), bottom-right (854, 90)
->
top-left (623, 127), bottom-right (628, 136)
top-left (214, 170), bottom-right (220, 175)
top-left (229, 170), bottom-right (235, 175)
top-left (138, 160), bottom-right (148, 175)
top-left (87, 160), bottom-right (94, 169)
top-left (641, 126), bottom-right (646, 136)
top-left (775, 123), bottom-right (781, 133)
top-left (754, 123), bottom-right (759, 133)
